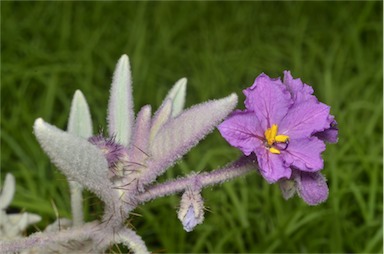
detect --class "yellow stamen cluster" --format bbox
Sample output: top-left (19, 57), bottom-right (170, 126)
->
top-left (264, 124), bottom-right (289, 154)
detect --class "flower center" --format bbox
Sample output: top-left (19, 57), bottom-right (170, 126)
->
top-left (264, 124), bottom-right (289, 154)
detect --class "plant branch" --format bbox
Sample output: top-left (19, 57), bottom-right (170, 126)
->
top-left (136, 156), bottom-right (257, 204)
top-left (69, 181), bottom-right (84, 227)
top-left (115, 228), bottom-right (150, 254)
top-left (0, 221), bottom-right (99, 253)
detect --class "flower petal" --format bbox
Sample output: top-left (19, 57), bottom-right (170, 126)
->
top-left (181, 206), bottom-right (200, 232)
top-left (283, 71), bottom-right (316, 103)
top-left (107, 54), bottom-right (134, 146)
top-left (279, 100), bottom-right (330, 139)
top-left (255, 147), bottom-right (291, 183)
top-left (294, 171), bottom-right (329, 206)
top-left (314, 117), bottom-right (338, 143)
top-left (244, 73), bottom-right (292, 129)
top-left (218, 110), bottom-right (263, 156)
top-left (67, 90), bottom-right (93, 138)
top-left (283, 137), bottom-right (326, 171)
top-left (33, 118), bottom-right (113, 203)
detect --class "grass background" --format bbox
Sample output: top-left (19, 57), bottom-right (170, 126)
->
top-left (1, 1), bottom-right (382, 253)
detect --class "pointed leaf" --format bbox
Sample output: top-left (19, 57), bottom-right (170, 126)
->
top-left (0, 173), bottom-right (15, 209)
top-left (150, 99), bottom-right (172, 142)
top-left (130, 105), bottom-right (152, 162)
top-left (107, 54), bottom-right (134, 146)
top-left (8, 212), bottom-right (41, 231)
top-left (67, 90), bottom-right (90, 226)
top-left (145, 93), bottom-right (238, 184)
top-left (33, 118), bottom-right (113, 202)
top-left (166, 78), bottom-right (187, 117)
top-left (67, 90), bottom-right (93, 138)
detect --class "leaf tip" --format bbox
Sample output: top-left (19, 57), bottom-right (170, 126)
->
top-left (225, 93), bottom-right (238, 109)
top-left (34, 118), bottom-right (45, 130)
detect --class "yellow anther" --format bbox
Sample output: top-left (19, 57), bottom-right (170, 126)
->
top-left (275, 134), bottom-right (289, 143)
top-left (264, 129), bottom-right (272, 144)
top-left (264, 124), bottom-right (289, 154)
top-left (269, 147), bottom-right (281, 154)
top-left (265, 124), bottom-right (278, 146)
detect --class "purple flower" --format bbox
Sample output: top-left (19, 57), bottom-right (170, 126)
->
top-left (218, 71), bottom-right (338, 187)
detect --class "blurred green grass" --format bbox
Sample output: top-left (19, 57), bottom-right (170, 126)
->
top-left (1, 1), bottom-right (382, 253)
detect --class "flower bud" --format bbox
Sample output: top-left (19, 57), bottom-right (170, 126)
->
top-left (177, 188), bottom-right (204, 232)
top-left (278, 178), bottom-right (296, 200)
top-left (295, 171), bottom-right (328, 206)
top-left (278, 170), bottom-right (329, 206)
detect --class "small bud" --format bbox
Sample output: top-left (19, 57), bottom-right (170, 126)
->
top-left (295, 171), bottom-right (329, 206)
top-left (177, 188), bottom-right (204, 232)
top-left (278, 178), bottom-right (296, 200)
top-left (279, 170), bottom-right (329, 206)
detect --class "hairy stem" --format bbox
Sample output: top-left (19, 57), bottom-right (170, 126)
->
top-left (136, 156), bottom-right (257, 204)
top-left (0, 222), bottom-right (99, 253)
top-left (115, 228), bottom-right (150, 254)
top-left (69, 181), bottom-right (84, 227)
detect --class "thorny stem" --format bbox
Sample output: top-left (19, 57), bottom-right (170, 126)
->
top-left (136, 156), bottom-right (257, 204)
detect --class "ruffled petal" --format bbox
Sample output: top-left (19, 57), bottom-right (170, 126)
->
top-left (218, 110), bottom-right (264, 156)
top-left (255, 147), bottom-right (291, 183)
top-left (294, 170), bottom-right (329, 206)
top-left (279, 100), bottom-right (330, 139)
top-left (244, 73), bottom-right (293, 129)
top-left (283, 71), bottom-right (316, 103)
top-left (314, 117), bottom-right (338, 143)
top-left (282, 137), bottom-right (326, 171)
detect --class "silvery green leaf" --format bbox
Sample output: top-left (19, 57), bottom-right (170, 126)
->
top-left (107, 54), bottom-right (134, 146)
top-left (150, 78), bottom-right (187, 141)
top-left (146, 93), bottom-right (238, 184)
top-left (130, 105), bottom-right (151, 162)
top-left (166, 78), bottom-right (187, 117)
top-left (67, 90), bottom-right (90, 226)
top-left (33, 118), bottom-right (113, 203)
top-left (150, 99), bottom-right (172, 142)
top-left (1, 212), bottom-right (41, 239)
top-left (0, 173), bottom-right (15, 210)
top-left (7, 212), bottom-right (42, 231)
top-left (67, 90), bottom-right (92, 138)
